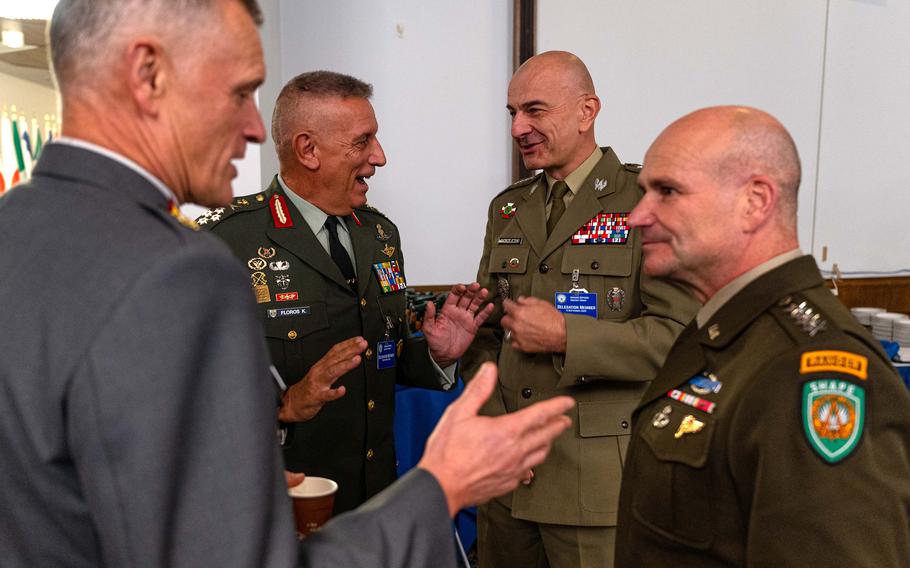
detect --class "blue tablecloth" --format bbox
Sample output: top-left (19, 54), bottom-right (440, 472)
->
top-left (395, 381), bottom-right (476, 550)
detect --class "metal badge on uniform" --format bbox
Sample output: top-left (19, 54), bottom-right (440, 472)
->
top-left (251, 271), bottom-right (270, 303)
top-left (688, 373), bottom-right (723, 395)
top-left (196, 207), bottom-right (225, 225)
top-left (674, 415), bottom-right (704, 439)
top-left (497, 237), bottom-right (522, 245)
top-left (269, 194), bottom-right (294, 228)
top-left (606, 287), bottom-right (625, 311)
top-left (571, 212), bottom-right (630, 244)
top-left (593, 178), bottom-right (608, 192)
top-left (500, 203), bottom-right (517, 219)
top-left (372, 260), bottom-right (406, 293)
top-left (497, 276), bottom-right (511, 301)
top-left (248, 257), bottom-right (267, 271)
top-left (269, 260), bottom-right (290, 271)
top-left (258, 247), bottom-right (276, 259)
top-left (375, 224), bottom-right (392, 241)
top-left (802, 379), bottom-right (865, 463)
top-left (275, 274), bottom-right (291, 290)
top-left (267, 306), bottom-right (311, 319)
top-left (554, 268), bottom-right (598, 318)
top-left (652, 405), bottom-right (672, 429)
top-left (377, 340), bottom-right (396, 370)
top-left (382, 244), bottom-right (396, 258)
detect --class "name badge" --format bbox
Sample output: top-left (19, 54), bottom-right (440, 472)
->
top-left (377, 340), bottom-right (396, 369)
top-left (267, 306), bottom-right (311, 319)
top-left (554, 291), bottom-right (598, 318)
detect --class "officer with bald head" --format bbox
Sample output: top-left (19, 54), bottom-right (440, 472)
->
top-left (461, 51), bottom-right (698, 568)
top-left (615, 106), bottom-right (910, 566)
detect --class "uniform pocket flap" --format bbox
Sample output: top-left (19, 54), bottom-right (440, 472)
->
top-left (639, 403), bottom-right (714, 468)
top-left (561, 245), bottom-right (632, 276)
top-left (578, 400), bottom-right (635, 437)
top-left (489, 245), bottom-right (530, 274)
top-left (263, 302), bottom-right (329, 340)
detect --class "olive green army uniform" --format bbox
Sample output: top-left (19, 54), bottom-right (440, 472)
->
top-left (463, 148), bottom-right (699, 567)
top-left (200, 177), bottom-right (445, 514)
top-left (616, 254), bottom-right (910, 566)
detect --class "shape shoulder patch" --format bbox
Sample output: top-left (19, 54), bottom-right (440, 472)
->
top-left (494, 173), bottom-right (543, 199)
top-left (802, 376), bottom-right (865, 463)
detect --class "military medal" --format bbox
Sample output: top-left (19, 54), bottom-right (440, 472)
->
top-left (251, 271), bottom-right (270, 303)
top-left (497, 276), bottom-right (510, 301)
top-left (508, 257), bottom-right (520, 269)
top-left (372, 261), bottom-right (406, 293)
top-left (667, 389), bottom-right (716, 414)
top-left (688, 373), bottom-right (723, 395)
top-left (382, 244), bottom-right (396, 257)
top-left (500, 203), bottom-right (517, 219)
top-left (606, 287), bottom-right (625, 311)
top-left (571, 212), bottom-right (630, 244)
top-left (247, 257), bottom-right (267, 271)
top-left (674, 415), bottom-right (704, 439)
top-left (593, 178), bottom-right (608, 192)
top-left (375, 224), bottom-right (392, 241)
top-left (652, 405), bottom-right (672, 429)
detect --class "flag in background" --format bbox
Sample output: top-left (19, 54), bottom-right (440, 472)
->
top-left (1, 111), bottom-right (20, 189)
top-left (18, 116), bottom-right (32, 177)
top-left (11, 114), bottom-right (25, 176)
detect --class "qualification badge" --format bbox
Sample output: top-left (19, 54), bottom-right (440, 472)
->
top-left (674, 415), bottom-right (704, 439)
top-left (500, 203), bottom-right (517, 219)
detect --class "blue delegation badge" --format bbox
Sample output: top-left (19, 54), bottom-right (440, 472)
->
top-left (554, 291), bottom-right (598, 318)
top-left (377, 340), bottom-right (396, 370)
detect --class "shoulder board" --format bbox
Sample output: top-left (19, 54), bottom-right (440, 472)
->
top-left (772, 294), bottom-right (829, 341)
top-left (623, 162), bottom-right (642, 173)
top-left (195, 192), bottom-right (268, 229)
top-left (356, 203), bottom-right (392, 222)
top-left (495, 172), bottom-right (543, 198)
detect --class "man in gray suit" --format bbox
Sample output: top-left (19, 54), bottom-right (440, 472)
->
top-left (0, 1), bottom-right (573, 566)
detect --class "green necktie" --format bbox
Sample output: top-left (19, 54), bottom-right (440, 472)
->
top-left (546, 180), bottom-right (570, 236)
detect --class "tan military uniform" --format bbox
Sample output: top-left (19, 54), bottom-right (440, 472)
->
top-left (464, 148), bottom-right (698, 567)
top-left (616, 255), bottom-right (910, 566)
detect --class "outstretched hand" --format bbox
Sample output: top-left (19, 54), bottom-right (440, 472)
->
top-left (423, 283), bottom-right (494, 367)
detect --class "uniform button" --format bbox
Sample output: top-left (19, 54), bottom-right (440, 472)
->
top-left (365, 348), bottom-right (374, 360)
top-left (578, 376), bottom-right (588, 384)
top-left (367, 400), bottom-right (376, 411)
top-left (360, 298), bottom-right (367, 309)
top-left (501, 260), bottom-right (507, 269)
top-left (287, 330), bottom-right (298, 340)
top-left (591, 261), bottom-right (600, 270)
top-left (539, 263), bottom-right (549, 273)
top-left (521, 388), bottom-right (532, 399)
top-left (621, 420), bottom-right (629, 429)
top-left (366, 449), bottom-right (375, 461)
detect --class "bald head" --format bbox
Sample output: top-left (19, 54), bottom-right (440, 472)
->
top-left (663, 106), bottom-right (801, 225)
top-left (513, 51), bottom-right (596, 97)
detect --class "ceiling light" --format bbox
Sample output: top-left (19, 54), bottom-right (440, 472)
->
top-left (1, 28), bottom-right (23, 48)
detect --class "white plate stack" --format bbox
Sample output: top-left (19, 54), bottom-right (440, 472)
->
top-left (851, 307), bottom-right (886, 327)
top-left (871, 312), bottom-right (910, 341)
top-left (893, 320), bottom-right (910, 362)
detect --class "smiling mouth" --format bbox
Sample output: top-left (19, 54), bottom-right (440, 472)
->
top-left (355, 175), bottom-right (371, 189)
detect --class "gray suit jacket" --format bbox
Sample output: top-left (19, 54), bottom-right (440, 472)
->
top-left (0, 143), bottom-right (455, 568)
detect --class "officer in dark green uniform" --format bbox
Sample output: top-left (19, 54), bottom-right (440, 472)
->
top-left (200, 71), bottom-right (491, 514)
top-left (616, 106), bottom-right (910, 566)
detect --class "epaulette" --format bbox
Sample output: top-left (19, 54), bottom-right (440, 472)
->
top-left (195, 192), bottom-right (268, 228)
top-left (623, 163), bottom-right (643, 173)
top-left (495, 172), bottom-right (543, 198)
top-left (357, 203), bottom-right (392, 223)
top-left (775, 294), bottom-right (828, 340)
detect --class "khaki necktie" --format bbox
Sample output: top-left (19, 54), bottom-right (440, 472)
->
top-left (546, 180), bottom-right (570, 236)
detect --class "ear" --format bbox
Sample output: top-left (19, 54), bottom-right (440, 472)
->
top-left (578, 94), bottom-right (601, 134)
top-left (124, 38), bottom-right (166, 116)
top-left (292, 131), bottom-right (319, 170)
top-left (739, 175), bottom-right (779, 233)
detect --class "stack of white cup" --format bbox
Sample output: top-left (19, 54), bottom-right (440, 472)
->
top-left (871, 312), bottom-right (910, 342)
top-left (893, 320), bottom-right (910, 362)
top-left (851, 307), bottom-right (886, 328)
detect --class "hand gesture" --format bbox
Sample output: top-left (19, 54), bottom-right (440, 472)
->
top-left (423, 282), bottom-right (494, 367)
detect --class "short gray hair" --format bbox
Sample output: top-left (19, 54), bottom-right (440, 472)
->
top-left (49, 0), bottom-right (262, 94)
top-left (271, 71), bottom-right (373, 159)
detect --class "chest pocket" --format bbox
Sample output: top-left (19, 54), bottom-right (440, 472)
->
top-left (631, 400), bottom-right (715, 549)
top-left (263, 302), bottom-right (330, 341)
top-left (561, 245), bottom-right (632, 277)
top-left (488, 245), bottom-right (530, 274)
